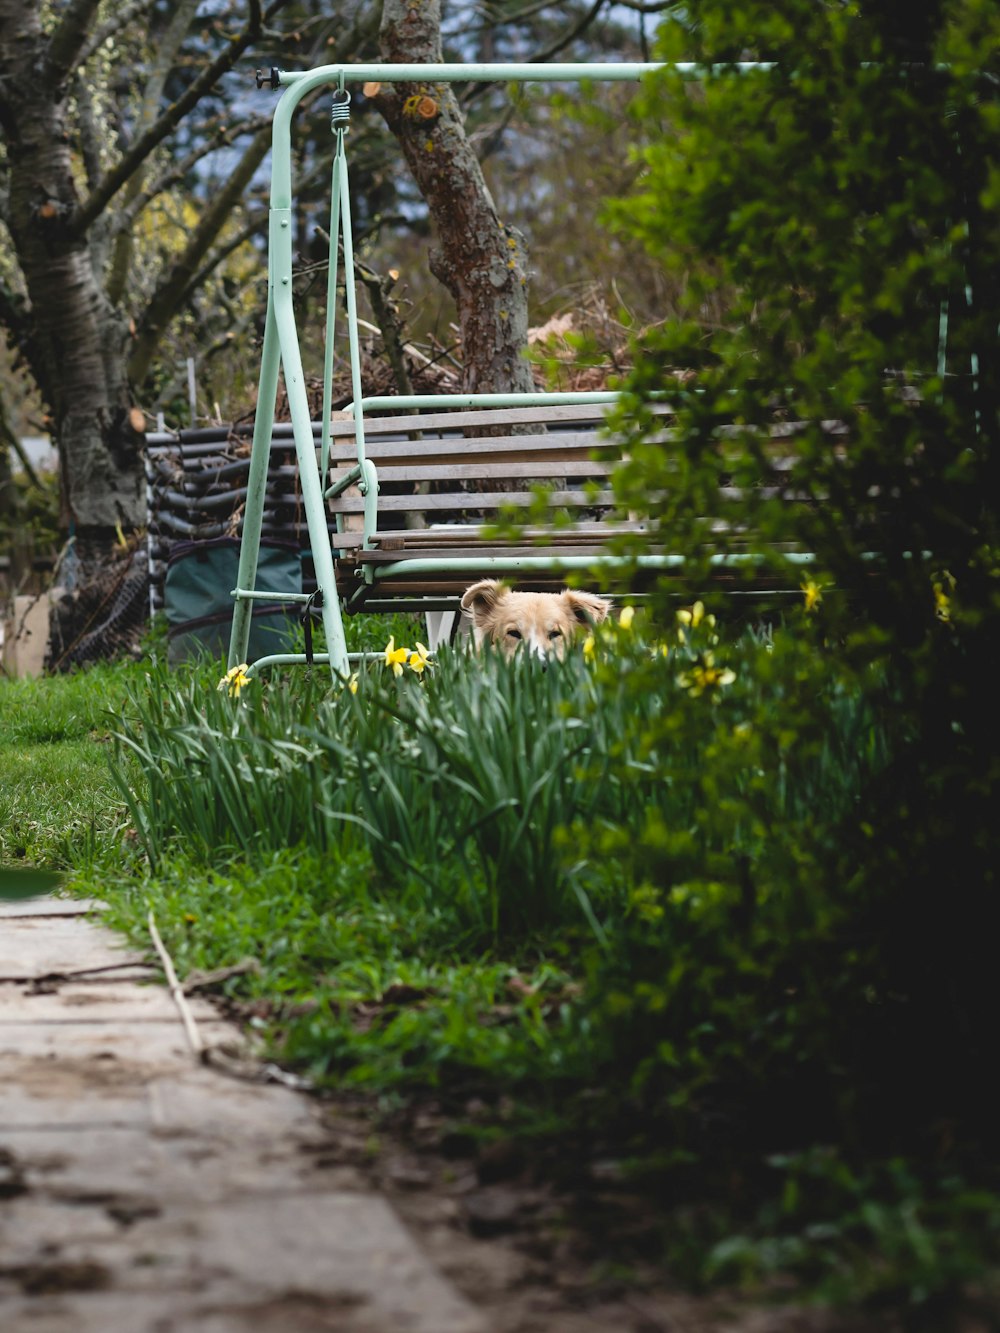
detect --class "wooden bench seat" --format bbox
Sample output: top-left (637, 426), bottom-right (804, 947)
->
top-left (321, 399), bottom-right (833, 611)
top-left (324, 401), bottom-right (668, 608)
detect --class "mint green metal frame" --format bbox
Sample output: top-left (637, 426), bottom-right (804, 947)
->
top-left (228, 60), bottom-right (749, 678)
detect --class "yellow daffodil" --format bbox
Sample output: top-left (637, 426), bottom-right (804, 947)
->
top-left (218, 663), bottom-right (250, 698)
top-left (408, 642), bottom-right (433, 674)
top-left (677, 600), bottom-right (714, 630)
top-left (619, 605), bottom-right (635, 630)
top-left (650, 641), bottom-right (670, 661)
top-left (933, 571), bottom-right (955, 623)
top-left (677, 652), bottom-right (736, 698)
top-left (347, 672), bottom-right (359, 695)
top-left (384, 636), bottom-right (408, 677)
top-left (676, 600), bottom-right (715, 643)
top-left (801, 580), bottom-right (823, 613)
top-left (582, 632), bottom-right (596, 662)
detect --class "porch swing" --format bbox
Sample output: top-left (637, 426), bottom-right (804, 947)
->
top-left (227, 60), bottom-right (813, 679)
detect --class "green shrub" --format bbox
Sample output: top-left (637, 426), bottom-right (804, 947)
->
top-left (541, 0), bottom-right (1000, 1298)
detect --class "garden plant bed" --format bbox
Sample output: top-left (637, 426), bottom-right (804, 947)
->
top-left (3, 619), bottom-right (998, 1330)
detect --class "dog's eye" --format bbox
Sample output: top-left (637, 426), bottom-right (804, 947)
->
top-left (548, 628), bottom-right (563, 640)
top-left (507, 628), bottom-right (522, 640)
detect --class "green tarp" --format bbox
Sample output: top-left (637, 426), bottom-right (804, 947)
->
top-left (164, 537), bottom-right (302, 665)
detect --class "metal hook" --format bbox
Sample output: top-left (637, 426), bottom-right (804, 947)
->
top-left (331, 88), bottom-right (351, 132)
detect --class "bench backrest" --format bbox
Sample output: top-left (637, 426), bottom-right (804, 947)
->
top-left (324, 403), bottom-right (845, 549)
top-left (325, 403), bottom-right (646, 541)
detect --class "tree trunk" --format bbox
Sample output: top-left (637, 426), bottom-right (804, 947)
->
top-left (373, 0), bottom-right (535, 396)
top-left (1, 2), bottom-right (146, 660)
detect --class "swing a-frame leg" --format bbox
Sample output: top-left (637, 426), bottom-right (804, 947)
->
top-left (227, 278), bottom-right (351, 679)
top-left (230, 80), bottom-right (370, 681)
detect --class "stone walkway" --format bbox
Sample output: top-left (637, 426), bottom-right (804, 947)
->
top-left (0, 897), bottom-right (485, 1333)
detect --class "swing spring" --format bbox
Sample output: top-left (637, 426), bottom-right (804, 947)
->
top-left (330, 89), bottom-right (351, 132)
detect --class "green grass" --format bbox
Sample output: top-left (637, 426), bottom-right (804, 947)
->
top-left (0, 661), bottom-right (146, 869)
top-left (97, 845), bottom-right (584, 1093)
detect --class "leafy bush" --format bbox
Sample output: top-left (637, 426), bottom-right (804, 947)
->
top-left (544, 0), bottom-right (1000, 1299)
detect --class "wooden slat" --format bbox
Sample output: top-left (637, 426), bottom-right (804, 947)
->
top-left (344, 545), bottom-right (639, 566)
top-left (329, 402), bottom-right (675, 437)
top-left (330, 489), bottom-right (804, 517)
top-left (325, 432), bottom-right (842, 468)
top-left (347, 576), bottom-right (582, 596)
top-left (328, 529), bottom-right (367, 548)
top-left (388, 521), bottom-right (643, 538)
top-left (327, 428), bottom-right (619, 463)
top-left (370, 526), bottom-right (644, 548)
top-left (328, 489), bottom-right (617, 514)
top-left (327, 408), bottom-right (840, 446)
top-left (331, 460), bottom-right (615, 484)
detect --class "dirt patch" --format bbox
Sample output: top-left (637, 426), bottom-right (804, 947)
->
top-left (192, 1290), bottom-right (368, 1332)
top-left (0, 1051), bottom-right (168, 1095)
top-left (0, 1146), bottom-right (29, 1198)
top-left (0, 1259), bottom-right (111, 1296)
top-left (302, 1099), bottom-right (892, 1333)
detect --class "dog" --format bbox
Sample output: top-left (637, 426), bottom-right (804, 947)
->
top-left (460, 579), bottom-right (612, 660)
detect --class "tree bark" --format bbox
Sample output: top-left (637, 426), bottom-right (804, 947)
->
top-left (373, 0), bottom-right (535, 396)
top-left (0, 4), bottom-right (143, 541)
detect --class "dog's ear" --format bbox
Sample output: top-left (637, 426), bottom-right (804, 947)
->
top-left (562, 589), bottom-right (612, 627)
top-left (461, 579), bottom-right (507, 622)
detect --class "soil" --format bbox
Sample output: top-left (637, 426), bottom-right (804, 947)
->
top-left (299, 1093), bottom-right (912, 1333)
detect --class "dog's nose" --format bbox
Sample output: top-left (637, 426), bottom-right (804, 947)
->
top-left (525, 641), bottom-right (550, 669)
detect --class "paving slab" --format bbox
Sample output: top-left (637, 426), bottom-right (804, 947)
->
top-left (0, 980), bottom-right (217, 1023)
top-left (0, 914), bottom-right (149, 981)
top-left (0, 898), bottom-right (107, 918)
top-left (0, 897), bottom-right (485, 1333)
top-left (0, 1016), bottom-right (238, 1060)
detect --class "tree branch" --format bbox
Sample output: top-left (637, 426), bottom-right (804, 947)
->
top-left (148, 301), bottom-right (259, 415)
top-left (466, 102), bottom-right (517, 165)
top-left (461, 0), bottom-right (610, 113)
top-left (45, 0), bottom-right (104, 89)
top-left (77, 0), bottom-right (159, 67)
top-left (105, 0), bottom-right (202, 305)
top-left (459, 0), bottom-right (561, 38)
top-left (72, 76), bottom-right (105, 194)
top-left (177, 205), bottom-right (268, 309)
top-left (612, 0), bottom-right (670, 12)
top-left (128, 124), bottom-right (272, 384)
top-left (110, 114), bottom-right (272, 243)
top-left (0, 386), bottom-right (43, 490)
top-left (527, 0), bottom-right (608, 63)
top-left (69, 0), bottom-right (288, 240)
top-left (355, 255), bottom-right (415, 399)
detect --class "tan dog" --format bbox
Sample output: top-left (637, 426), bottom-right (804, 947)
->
top-left (460, 579), bottom-right (612, 659)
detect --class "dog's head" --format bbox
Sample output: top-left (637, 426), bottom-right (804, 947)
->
top-left (460, 580), bottom-right (612, 660)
